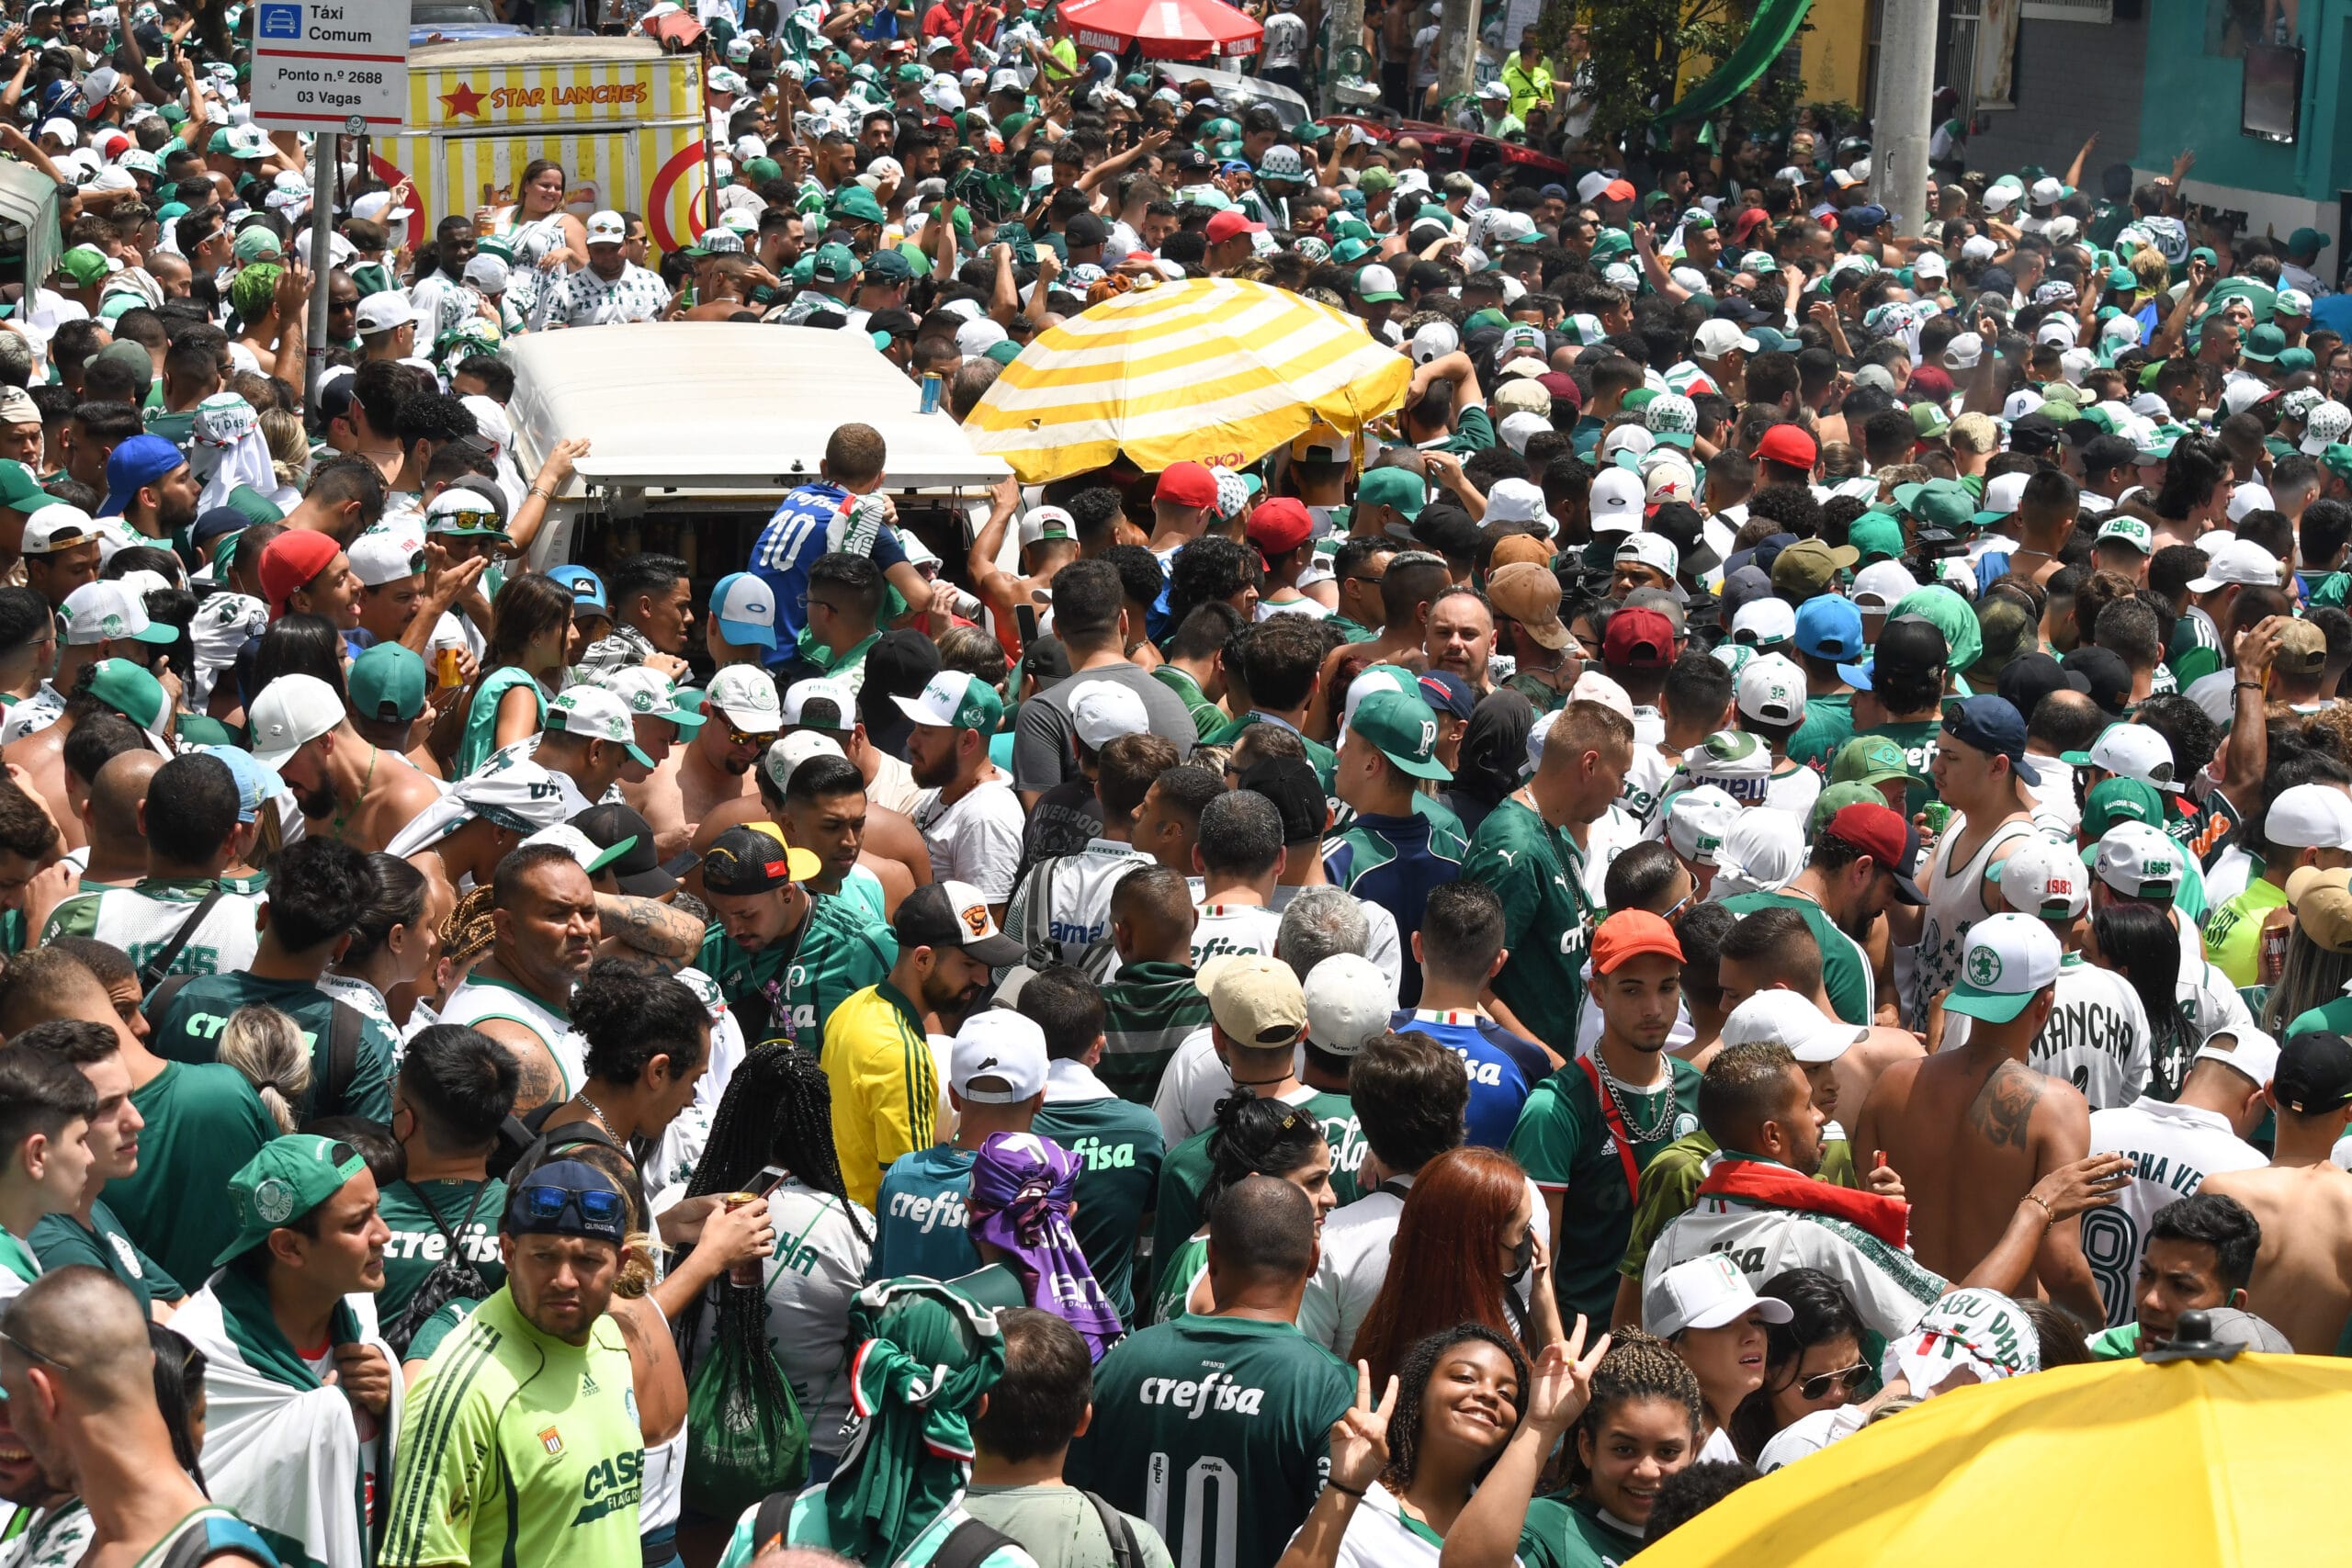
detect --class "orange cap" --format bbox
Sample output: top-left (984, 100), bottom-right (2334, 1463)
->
top-left (1591, 909), bottom-right (1685, 975)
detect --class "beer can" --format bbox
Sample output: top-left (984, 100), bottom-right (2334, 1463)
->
top-left (1922, 801), bottom-right (1951, 834)
top-left (920, 373), bottom-right (944, 415)
top-left (723, 1191), bottom-right (765, 1287)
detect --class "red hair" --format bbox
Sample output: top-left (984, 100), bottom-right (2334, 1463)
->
top-left (1347, 1147), bottom-right (1530, 1391)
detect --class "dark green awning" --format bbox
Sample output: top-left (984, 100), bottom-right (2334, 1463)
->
top-left (1656, 0), bottom-right (1815, 124)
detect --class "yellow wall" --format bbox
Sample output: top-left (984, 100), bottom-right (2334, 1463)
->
top-left (1797, 0), bottom-right (1871, 107)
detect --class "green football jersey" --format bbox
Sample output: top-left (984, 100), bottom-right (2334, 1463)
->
top-left (377, 1178), bottom-right (508, 1332)
top-left (1786, 691), bottom-right (1856, 773)
top-left (1507, 1056), bottom-right (1702, 1327)
top-left (41, 878), bottom-right (263, 980)
top-left (1067, 1315), bottom-right (1355, 1568)
top-left (147, 972), bottom-right (394, 1123)
top-left (1518, 1493), bottom-right (1645, 1568)
top-left (28, 1201), bottom-right (182, 1313)
top-left (1034, 1093), bottom-right (1166, 1320)
top-left (1460, 797), bottom-right (1596, 1056)
top-left (697, 892), bottom-right (897, 1052)
top-left (107, 1061), bottom-right (277, 1290)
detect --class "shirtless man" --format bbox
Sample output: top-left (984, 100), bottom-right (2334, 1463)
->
top-left (1856, 912), bottom-right (2126, 1328)
top-left (689, 736), bottom-right (922, 913)
top-left (627, 664), bottom-right (775, 861)
top-left (435, 842), bottom-right (597, 1110)
top-left (1713, 907), bottom-right (1924, 1134)
top-left (263, 698), bottom-right (444, 855)
top-left (2199, 1031), bottom-right (2352, 1353)
top-left (966, 489), bottom-right (1074, 659)
top-left (1908, 695), bottom-right (2042, 1039)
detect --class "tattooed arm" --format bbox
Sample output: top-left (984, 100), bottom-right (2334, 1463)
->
top-left (594, 893), bottom-right (704, 971)
top-left (474, 1020), bottom-right (564, 1113)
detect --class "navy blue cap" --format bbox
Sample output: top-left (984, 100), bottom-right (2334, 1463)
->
top-left (1416, 670), bottom-right (1476, 720)
top-left (1941, 694), bottom-right (2041, 783)
top-left (189, 505), bottom-right (248, 546)
top-left (503, 1158), bottom-right (628, 1244)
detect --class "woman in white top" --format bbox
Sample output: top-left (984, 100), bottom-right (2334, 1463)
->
top-left (484, 158), bottom-right (588, 271)
top-left (1646, 1253), bottom-right (1793, 1465)
top-left (1277, 1325), bottom-right (1531, 1568)
top-left (675, 1044), bottom-right (876, 1474)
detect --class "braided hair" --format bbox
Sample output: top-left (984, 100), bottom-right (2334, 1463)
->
top-left (1380, 1324), bottom-right (1530, 1494)
top-left (1204, 1090), bottom-right (1326, 1217)
top-left (1567, 1330), bottom-right (1705, 1489)
top-left (684, 1044), bottom-right (867, 1243)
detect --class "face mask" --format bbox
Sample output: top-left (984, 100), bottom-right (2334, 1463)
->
top-left (1504, 1227), bottom-right (1534, 1282)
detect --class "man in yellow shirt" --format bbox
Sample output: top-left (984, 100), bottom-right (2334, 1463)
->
top-left (1501, 27), bottom-right (1556, 121)
top-left (823, 879), bottom-right (1023, 1208)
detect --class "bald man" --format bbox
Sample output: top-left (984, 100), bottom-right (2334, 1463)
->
top-left (78, 750), bottom-right (161, 888)
top-left (0, 1267), bottom-right (273, 1568)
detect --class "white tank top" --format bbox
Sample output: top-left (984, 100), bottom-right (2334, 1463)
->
top-left (639, 1295), bottom-right (689, 1537)
top-left (1906, 813), bottom-right (2039, 1031)
top-left (435, 976), bottom-right (586, 1100)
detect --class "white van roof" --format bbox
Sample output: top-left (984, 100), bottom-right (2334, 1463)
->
top-left (502, 322), bottom-right (1012, 496)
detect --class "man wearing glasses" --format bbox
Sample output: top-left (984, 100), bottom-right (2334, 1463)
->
top-left (383, 1160), bottom-right (644, 1568)
top-left (171, 1134), bottom-right (400, 1568)
top-left (630, 664), bottom-right (780, 863)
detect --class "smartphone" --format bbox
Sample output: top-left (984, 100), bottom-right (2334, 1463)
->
top-left (750, 1164), bottom-right (789, 1198)
top-left (1015, 603), bottom-right (1040, 649)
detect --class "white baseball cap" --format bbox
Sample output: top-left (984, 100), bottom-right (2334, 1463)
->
top-left (1069, 679), bottom-right (1149, 749)
top-left (1976, 471), bottom-right (2030, 524)
top-left (1720, 989), bottom-right (1866, 1064)
top-left (782, 676), bottom-right (858, 728)
top-left (1665, 784), bottom-right (1741, 867)
top-left (1736, 653), bottom-right (1807, 726)
top-left (248, 672), bottom-right (345, 768)
top-left (1944, 330), bottom-right (1984, 368)
top-left (2301, 401), bottom-right (2352, 455)
top-left (1944, 911), bottom-right (2063, 1023)
top-left (1019, 505), bottom-right (1078, 548)
top-left (2188, 538), bottom-right (2282, 593)
top-left (1693, 319), bottom-right (1760, 358)
top-left (2062, 722), bottom-right (2181, 793)
top-left (1996, 835), bottom-right (2088, 921)
top-left (1303, 953), bottom-right (1396, 1057)
top-left (893, 671), bottom-right (1003, 732)
top-left (1589, 468), bottom-right (1645, 533)
top-left (353, 292), bottom-right (417, 335)
top-left (2265, 784), bottom-right (2352, 852)
top-left (1614, 532), bottom-right (1678, 581)
top-left (545, 686), bottom-right (654, 769)
top-left (1498, 412), bottom-right (1553, 457)
top-left (2227, 483), bottom-right (2277, 524)
top-left (706, 664), bottom-right (782, 733)
top-left (1730, 598), bottom-right (1796, 649)
top-left (948, 1008), bottom-right (1048, 1102)
top-left (1409, 321), bottom-right (1460, 366)
top-left (1485, 477), bottom-right (1548, 526)
top-left (763, 729), bottom-right (846, 794)
top-left (2094, 821), bottom-right (2184, 900)
top-left (19, 503), bottom-right (97, 556)
top-left (1644, 1252), bottom-right (1795, 1338)
top-left (347, 530), bottom-right (424, 588)
top-left (1851, 560), bottom-right (1920, 610)
top-left (59, 580), bottom-right (173, 647)
top-left (585, 209), bottom-right (628, 244)
top-left (2194, 1025), bottom-right (2281, 1089)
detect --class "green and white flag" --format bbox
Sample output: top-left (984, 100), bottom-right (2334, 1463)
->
top-left (175, 1269), bottom-right (403, 1568)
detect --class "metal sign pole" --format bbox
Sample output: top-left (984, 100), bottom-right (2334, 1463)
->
top-left (304, 130), bottom-right (339, 418)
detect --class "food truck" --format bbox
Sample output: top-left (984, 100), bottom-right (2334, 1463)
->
top-left (370, 35), bottom-right (709, 255)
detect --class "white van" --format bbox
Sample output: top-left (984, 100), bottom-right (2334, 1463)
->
top-left (501, 321), bottom-right (1012, 592)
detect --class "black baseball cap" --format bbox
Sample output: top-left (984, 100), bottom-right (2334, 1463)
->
top-left (2275, 1031), bottom-right (2352, 1114)
top-left (893, 883), bottom-right (1023, 965)
top-left (702, 824), bottom-right (816, 896)
top-left (1238, 756), bottom-right (1326, 846)
top-left (2008, 412), bottom-right (2064, 457)
top-left (1996, 650), bottom-right (2090, 722)
top-left (1173, 148), bottom-right (1211, 175)
top-left (571, 802), bottom-right (695, 897)
top-left (1840, 615), bottom-right (1948, 690)
top-left (2061, 645), bottom-right (2132, 717)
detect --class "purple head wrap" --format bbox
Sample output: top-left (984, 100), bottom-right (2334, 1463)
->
top-left (966, 1131), bottom-right (1125, 1361)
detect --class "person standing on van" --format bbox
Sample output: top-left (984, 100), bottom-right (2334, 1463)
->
top-left (752, 423), bottom-right (962, 655)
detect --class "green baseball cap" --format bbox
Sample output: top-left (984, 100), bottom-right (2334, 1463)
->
top-left (810, 242), bottom-right (863, 284)
top-left (1358, 466), bottom-right (1426, 525)
top-left (1911, 400), bottom-right (1952, 440)
top-left (1351, 689), bottom-right (1452, 781)
top-left (1893, 479), bottom-right (1975, 534)
top-left (214, 1134), bottom-right (370, 1267)
top-left (0, 459), bottom-right (44, 512)
top-left (349, 642), bottom-right (428, 725)
top-left (1807, 780), bottom-right (1884, 839)
top-left (87, 660), bottom-right (170, 735)
top-left (831, 185), bottom-right (887, 225)
top-left (55, 245), bottom-right (108, 288)
top-left (1830, 734), bottom-right (1922, 789)
top-left (2082, 775), bottom-right (2163, 837)
top-left (2324, 444), bottom-right (2352, 485)
top-left (891, 670), bottom-right (1003, 732)
top-left (1849, 510), bottom-right (1906, 566)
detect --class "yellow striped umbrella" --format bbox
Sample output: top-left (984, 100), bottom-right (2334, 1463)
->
top-left (964, 276), bottom-right (1413, 484)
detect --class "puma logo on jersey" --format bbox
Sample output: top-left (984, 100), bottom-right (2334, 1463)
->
top-left (1137, 1371), bottom-right (1268, 1416)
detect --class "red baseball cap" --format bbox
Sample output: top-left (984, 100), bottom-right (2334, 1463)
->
top-left (1730, 206), bottom-right (1773, 246)
top-left (1754, 423), bottom-right (1819, 471)
top-left (258, 528), bottom-right (342, 618)
top-left (1602, 605), bottom-right (1677, 670)
top-left (1155, 461), bottom-right (1219, 508)
top-left (1600, 179), bottom-right (1637, 204)
top-left (1538, 371), bottom-right (1581, 409)
top-left (1592, 909), bottom-right (1683, 975)
top-left (1823, 803), bottom-right (1928, 904)
top-left (1246, 496), bottom-right (1314, 556)
top-left (1204, 209), bottom-right (1267, 246)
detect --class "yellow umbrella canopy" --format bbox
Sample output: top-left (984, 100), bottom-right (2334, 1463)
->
top-left (1630, 1353), bottom-right (2352, 1565)
top-left (962, 276), bottom-right (1413, 484)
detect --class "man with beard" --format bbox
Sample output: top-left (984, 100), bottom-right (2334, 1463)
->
top-left (94, 434), bottom-right (198, 553)
top-left (547, 210), bottom-right (671, 327)
top-left (0, 1269), bottom-right (275, 1568)
top-left (249, 673), bottom-right (442, 854)
top-left (1721, 802), bottom-right (1925, 1028)
top-left (1424, 585), bottom-right (1497, 695)
top-left (823, 880), bottom-right (1021, 1208)
top-left (435, 844), bottom-right (600, 1111)
top-left (630, 664), bottom-right (777, 862)
top-left (900, 671), bottom-right (1023, 919)
top-left (696, 822), bottom-right (895, 1052)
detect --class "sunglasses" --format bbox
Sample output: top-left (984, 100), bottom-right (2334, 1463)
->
top-left (517, 1184), bottom-right (627, 1229)
top-left (435, 509), bottom-right (503, 533)
top-left (729, 727), bottom-right (780, 750)
top-left (1796, 1360), bottom-right (1870, 1401)
top-left (0, 1325), bottom-right (72, 1371)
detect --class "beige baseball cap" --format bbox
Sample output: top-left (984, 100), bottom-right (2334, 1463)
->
top-left (1198, 953), bottom-right (1308, 1048)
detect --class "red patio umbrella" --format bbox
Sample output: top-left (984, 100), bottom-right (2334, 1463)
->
top-left (1060, 0), bottom-right (1262, 60)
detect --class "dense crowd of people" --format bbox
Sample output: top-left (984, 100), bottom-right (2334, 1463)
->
top-left (0, 1), bottom-right (2329, 1567)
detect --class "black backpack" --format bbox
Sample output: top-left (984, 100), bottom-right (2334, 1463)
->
top-left (743, 1491), bottom-right (1140, 1568)
top-left (148, 974), bottom-right (365, 1118)
top-left (381, 1179), bottom-right (498, 1359)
